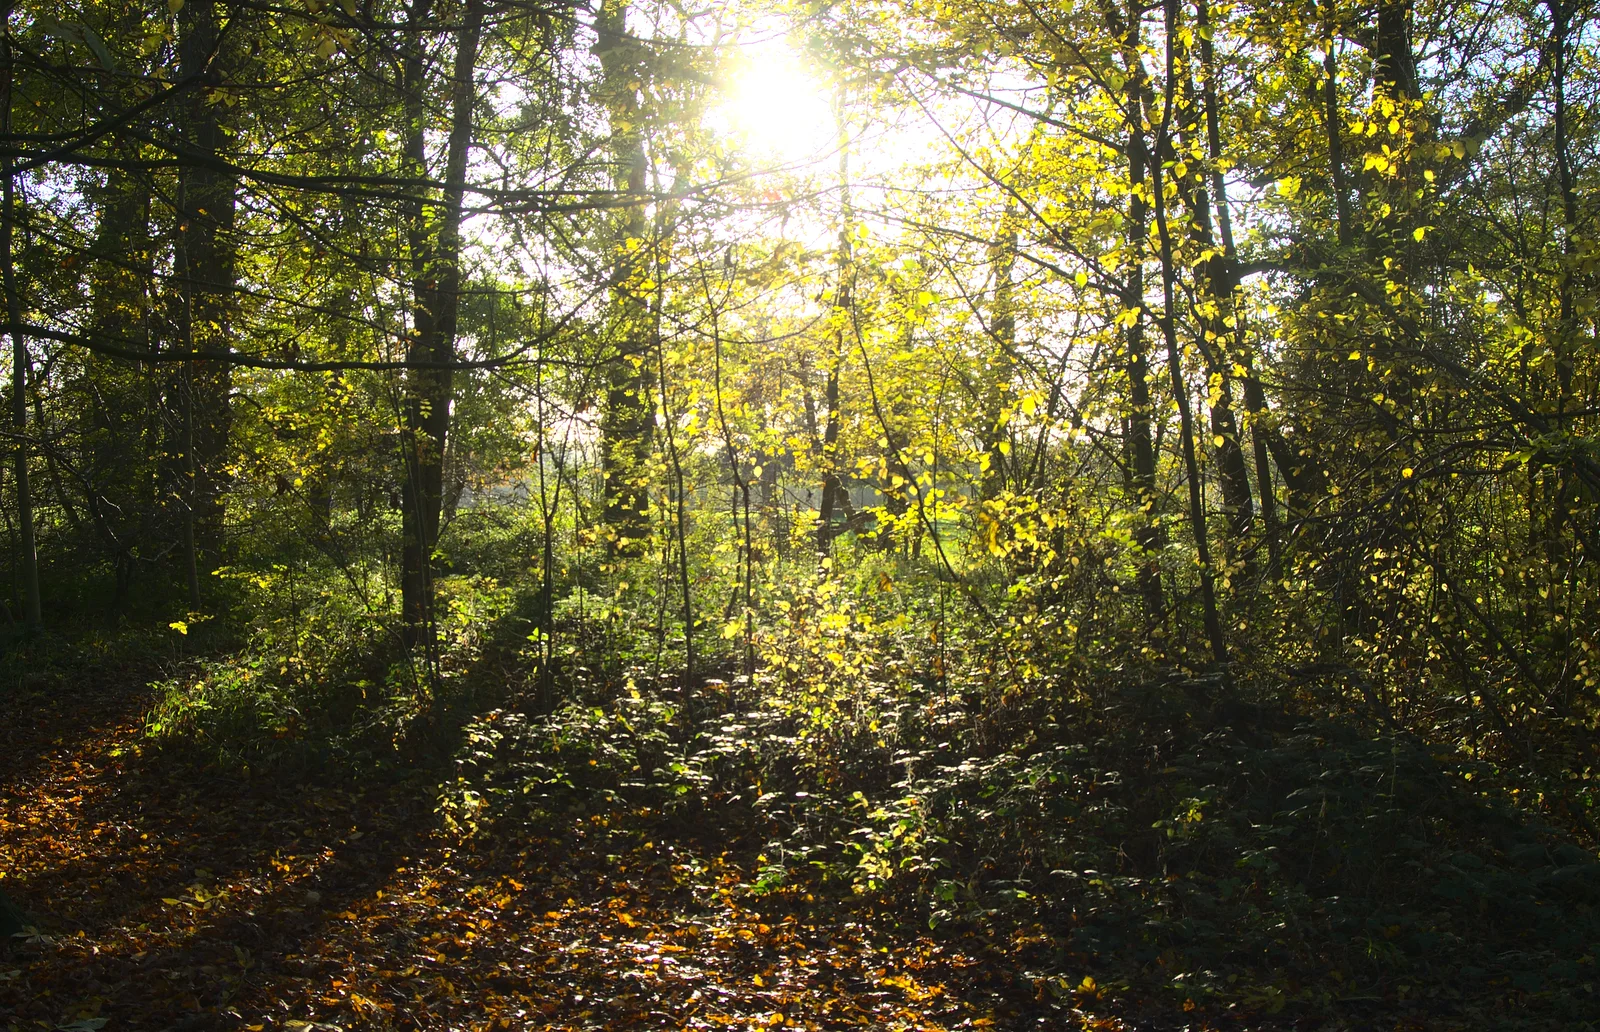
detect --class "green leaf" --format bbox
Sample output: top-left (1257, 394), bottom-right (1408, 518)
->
top-left (80, 25), bottom-right (115, 70)
top-left (34, 16), bottom-right (81, 45)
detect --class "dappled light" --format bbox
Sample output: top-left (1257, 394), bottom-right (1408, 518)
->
top-left (3, 0), bottom-right (1600, 1028)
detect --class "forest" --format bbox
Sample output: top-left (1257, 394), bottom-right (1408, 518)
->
top-left (0, 0), bottom-right (1598, 1027)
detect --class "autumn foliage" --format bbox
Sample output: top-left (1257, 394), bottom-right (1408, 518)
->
top-left (4, 0), bottom-right (1600, 1027)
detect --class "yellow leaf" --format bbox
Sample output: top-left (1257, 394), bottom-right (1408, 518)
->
top-left (169, 621), bottom-right (188, 635)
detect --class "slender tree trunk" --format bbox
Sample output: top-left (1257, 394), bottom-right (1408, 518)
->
top-left (31, 392), bottom-right (81, 537)
top-left (704, 256), bottom-right (757, 679)
top-left (1114, 0), bottom-right (1165, 624)
top-left (1154, 0), bottom-right (1227, 666)
top-left (657, 304), bottom-right (695, 690)
top-left (980, 205), bottom-right (1018, 502)
top-left (1545, 0), bottom-right (1581, 563)
top-left (399, 0), bottom-right (483, 650)
top-left (1170, 89), bottom-right (1254, 557)
top-left (399, 0), bottom-right (434, 645)
top-left (180, 365), bottom-right (201, 607)
top-left (0, 2), bottom-right (40, 629)
top-left (1548, 0), bottom-right (1578, 429)
top-left (596, 0), bottom-right (655, 556)
top-left (1198, 0), bottom-right (1279, 575)
top-left (1321, 9), bottom-right (1353, 246)
top-left (817, 89), bottom-right (854, 553)
top-left (534, 352), bottom-right (558, 705)
top-left (647, 159), bottom-right (695, 690)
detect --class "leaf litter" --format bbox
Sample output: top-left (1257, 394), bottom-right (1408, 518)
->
top-left (0, 678), bottom-right (1119, 1032)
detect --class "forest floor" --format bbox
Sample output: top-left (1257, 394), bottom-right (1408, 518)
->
top-left (0, 667), bottom-right (1121, 1032)
top-left (5, 655), bottom-right (1599, 1032)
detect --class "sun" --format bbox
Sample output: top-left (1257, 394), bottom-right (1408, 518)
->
top-left (719, 36), bottom-right (836, 166)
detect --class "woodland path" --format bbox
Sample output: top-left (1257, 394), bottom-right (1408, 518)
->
top-left (0, 673), bottom-right (1119, 1032)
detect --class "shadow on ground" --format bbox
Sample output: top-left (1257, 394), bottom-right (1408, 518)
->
top-left (0, 617), bottom-right (1053, 1032)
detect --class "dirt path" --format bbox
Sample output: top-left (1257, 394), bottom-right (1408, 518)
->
top-left (0, 680), bottom-right (1116, 1032)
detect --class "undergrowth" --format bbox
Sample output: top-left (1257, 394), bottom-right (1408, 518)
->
top-left (432, 660), bottom-right (1600, 1028)
top-left (126, 532), bottom-right (1600, 1029)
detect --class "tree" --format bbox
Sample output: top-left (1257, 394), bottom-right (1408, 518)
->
top-left (0, 0), bottom-right (40, 628)
top-left (397, 0), bottom-right (485, 652)
top-left (596, 0), bottom-right (655, 556)
top-left (171, 0), bottom-right (241, 605)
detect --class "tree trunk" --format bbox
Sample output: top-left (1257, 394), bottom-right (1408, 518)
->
top-left (1548, 0), bottom-right (1578, 430)
top-left (979, 205), bottom-right (1018, 502)
top-left (1366, 0), bottom-right (1423, 261)
top-left (0, 2), bottom-right (40, 629)
top-left (84, 167), bottom-right (153, 585)
top-left (596, 0), bottom-right (655, 557)
top-left (1170, 102), bottom-right (1254, 557)
top-left (1198, 0), bottom-right (1279, 575)
top-left (1321, 1), bottom-right (1354, 246)
top-left (816, 90), bottom-right (854, 553)
top-left (1374, 0), bottom-right (1418, 102)
top-left (399, 0), bottom-right (484, 649)
top-left (174, 0), bottom-right (239, 599)
top-left (1154, 0), bottom-right (1227, 666)
top-left (1113, 0), bottom-right (1164, 625)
